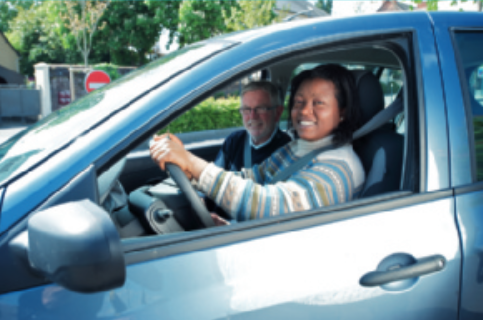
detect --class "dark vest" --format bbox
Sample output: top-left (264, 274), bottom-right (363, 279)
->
top-left (214, 128), bottom-right (292, 171)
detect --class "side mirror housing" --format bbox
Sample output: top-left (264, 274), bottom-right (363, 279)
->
top-left (26, 200), bottom-right (125, 293)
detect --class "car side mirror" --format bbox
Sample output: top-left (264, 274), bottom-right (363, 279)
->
top-left (11, 200), bottom-right (126, 293)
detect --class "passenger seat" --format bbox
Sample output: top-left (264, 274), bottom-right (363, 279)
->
top-left (352, 70), bottom-right (404, 198)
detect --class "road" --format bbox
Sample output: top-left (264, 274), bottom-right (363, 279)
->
top-left (0, 120), bottom-right (29, 144)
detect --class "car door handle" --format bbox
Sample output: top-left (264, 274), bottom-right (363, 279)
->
top-left (360, 254), bottom-right (446, 287)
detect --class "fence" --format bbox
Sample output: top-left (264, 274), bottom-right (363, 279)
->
top-left (34, 63), bottom-right (136, 116)
top-left (0, 85), bottom-right (41, 121)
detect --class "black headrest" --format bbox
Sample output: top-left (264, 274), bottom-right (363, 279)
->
top-left (351, 70), bottom-right (385, 124)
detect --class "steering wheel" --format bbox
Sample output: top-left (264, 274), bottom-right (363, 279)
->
top-left (165, 163), bottom-right (215, 228)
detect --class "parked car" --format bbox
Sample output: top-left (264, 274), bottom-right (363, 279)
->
top-left (0, 11), bottom-right (482, 319)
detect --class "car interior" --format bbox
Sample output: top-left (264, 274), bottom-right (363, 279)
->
top-left (98, 38), bottom-right (413, 239)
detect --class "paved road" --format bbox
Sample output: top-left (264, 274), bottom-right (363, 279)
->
top-left (0, 119), bottom-right (29, 144)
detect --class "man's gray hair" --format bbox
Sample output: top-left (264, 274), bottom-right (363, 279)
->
top-left (241, 81), bottom-right (282, 107)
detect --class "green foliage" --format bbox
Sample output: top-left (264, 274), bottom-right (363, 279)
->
top-left (92, 0), bottom-right (180, 66)
top-left (93, 63), bottom-right (122, 81)
top-left (6, 2), bottom-right (71, 76)
top-left (411, 0), bottom-right (483, 11)
top-left (4, 0), bottom-right (180, 74)
top-left (315, 0), bottom-right (333, 14)
top-left (0, 0), bottom-right (33, 33)
top-left (410, 0), bottom-right (439, 11)
top-left (223, 0), bottom-right (279, 32)
top-left (159, 96), bottom-right (242, 134)
top-left (177, 0), bottom-right (238, 47)
top-left (61, 1), bottom-right (109, 67)
top-left (0, 1), bottom-right (17, 33)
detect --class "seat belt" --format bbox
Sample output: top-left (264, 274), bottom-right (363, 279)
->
top-left (270, 144), bottom-right (336, 183)
top-left (353, 96), bottom-right (403, 140)
top-left (244, 134), bottom-right (252, 168)
top-left (270, 100), bottom-right (403, 184)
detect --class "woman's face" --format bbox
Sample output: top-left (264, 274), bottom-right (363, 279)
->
top-left (291, 78), bottom-right (342, 141)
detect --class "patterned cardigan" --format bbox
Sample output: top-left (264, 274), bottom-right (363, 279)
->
top-left (198, 140), bottom-right (365, 221)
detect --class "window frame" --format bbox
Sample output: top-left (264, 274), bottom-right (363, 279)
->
top-left (450, 28), bottom-right (483, 183)
top-left (115, 34), bottom-right (416, 243)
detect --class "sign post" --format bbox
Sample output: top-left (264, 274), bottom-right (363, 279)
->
top-left (84, 70), bottom-right (111, 93)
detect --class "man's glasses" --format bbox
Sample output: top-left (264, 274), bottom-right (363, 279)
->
top-left (239, 106), bottom-right (276, 115)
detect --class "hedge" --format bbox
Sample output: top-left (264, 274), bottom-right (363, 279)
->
top-left (159, 96), bottom-right (243, 134)
top-left (158, 95), bottom-right (294, 135)
top-left (93, 63), bottom-right (123, 81)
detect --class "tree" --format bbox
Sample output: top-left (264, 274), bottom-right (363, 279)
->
top-left (410, 0), bottom-right (482, 11)
top-left (177, 0), bottom-right (238, 48)
top-left (61, 1), bottom-right (109, 67)
top-left (223, 0), bottom-right (280, 32)
top-left (6, 2), bottom-right (70, 76)
top-left (0, 0), bottom-right (33, 33)
top-left (92, 0), bottom-right (180, 66)
top-left (0, 1), bottom-right (17, 33)
top-left (315, 0), bottom-right (333, 14)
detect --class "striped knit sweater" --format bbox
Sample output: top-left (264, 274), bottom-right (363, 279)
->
top-left (198, 136), bottom-right (365, 221)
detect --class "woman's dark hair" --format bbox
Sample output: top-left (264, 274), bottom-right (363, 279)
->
top-left (287, 64), bottom-right (361, 146)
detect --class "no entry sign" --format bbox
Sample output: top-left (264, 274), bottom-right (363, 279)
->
top-left (85, 70), bottom-right (111, 93)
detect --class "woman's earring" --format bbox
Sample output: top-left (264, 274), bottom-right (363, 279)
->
top-left (340, 116), bottom-right (344, 121)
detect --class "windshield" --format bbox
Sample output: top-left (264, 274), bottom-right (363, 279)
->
top-left (0, 41), bottom-right (234, 186)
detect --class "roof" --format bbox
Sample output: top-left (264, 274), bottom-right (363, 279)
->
top-left (377, 1), bottom-right (411, 12)
top-left (0, 31), bottom-right (19, 57)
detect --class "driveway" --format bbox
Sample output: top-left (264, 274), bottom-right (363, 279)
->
top-left (0, 119), bottom-right (29, 144)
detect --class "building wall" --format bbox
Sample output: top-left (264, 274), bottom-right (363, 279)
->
top-left (0, 34), bottom-right (19, 73)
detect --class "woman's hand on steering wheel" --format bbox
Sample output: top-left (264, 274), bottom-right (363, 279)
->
top-left (211, 213), bottom-right (230, 226)
top-left (150, 133), bottom-right (198, 179)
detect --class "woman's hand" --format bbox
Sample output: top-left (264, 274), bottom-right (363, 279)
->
top-left (211, 213), bottom-right (230, 226)
top-left (150, 133), bottom-right (208, 180)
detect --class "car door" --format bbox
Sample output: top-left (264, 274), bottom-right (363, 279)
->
top-left (432, 13), bottom-right (483, 319)
top-left (0, 13), bottom-right (463, 320)
top-left (104, 16), bottom-right (461, 319)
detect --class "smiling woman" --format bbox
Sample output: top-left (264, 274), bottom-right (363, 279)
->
top-left (150, 64), bottom-right (365, 223)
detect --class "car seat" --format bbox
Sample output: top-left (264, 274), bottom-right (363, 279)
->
top-left (352, 70), bottom-right (404, 197)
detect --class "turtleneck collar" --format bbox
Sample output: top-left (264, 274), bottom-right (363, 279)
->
top-left (294, 135), bottom-right (334, 157)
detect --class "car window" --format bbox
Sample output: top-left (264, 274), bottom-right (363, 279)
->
top-left (453, 31), bottom-right (483, 181)
top-left (159, 71), bottom-right (264, 135)
top-left (109, 39), bottom-right (412, 240)
top-left (291, 63), bottom-right (402, 108)
top-left (380, 67), bottom-right (403, 106)
top-left (159, 80), bottom-right (242, 135)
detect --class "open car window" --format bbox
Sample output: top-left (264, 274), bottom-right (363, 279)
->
top-left (101, 34), bottom-right (413, 239)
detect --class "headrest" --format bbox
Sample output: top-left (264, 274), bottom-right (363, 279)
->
top-left (351, 70), bottom-right (385, 124)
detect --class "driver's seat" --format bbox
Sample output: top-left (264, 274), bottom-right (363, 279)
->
top-left (352, 70), bottom-right (404, 198)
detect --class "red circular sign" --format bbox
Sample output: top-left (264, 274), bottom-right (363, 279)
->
top-left (84, 70), bottom-right (111, 93)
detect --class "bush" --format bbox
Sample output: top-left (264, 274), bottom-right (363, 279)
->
top-left (93, 63), bottom-right (122, 81)
top-left (159, 96), bottom-right (242, 134)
